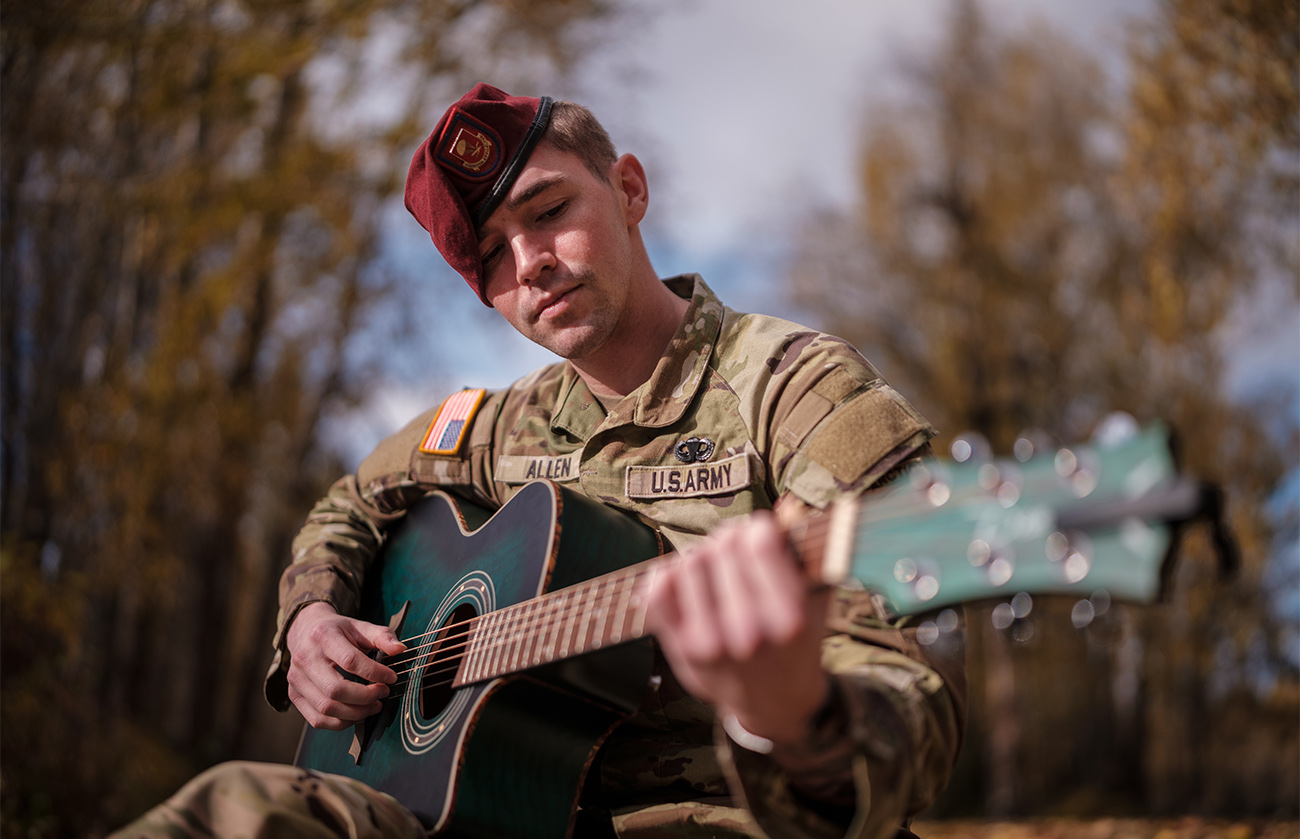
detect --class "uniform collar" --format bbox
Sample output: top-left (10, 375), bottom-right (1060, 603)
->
top-left (549, 275), bottom-right (724, 437)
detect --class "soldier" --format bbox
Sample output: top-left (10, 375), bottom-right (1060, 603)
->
top-left (113, 84), bottom-right (965, 839)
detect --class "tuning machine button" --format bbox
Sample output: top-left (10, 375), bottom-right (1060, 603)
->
top-left (1054, 446), bottom-right (1099, 497)
top-left (1046, 530), bottom-right (1094, 583)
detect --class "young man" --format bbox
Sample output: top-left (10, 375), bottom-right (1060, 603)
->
top-left (115, 84), bottom-right (964, 839)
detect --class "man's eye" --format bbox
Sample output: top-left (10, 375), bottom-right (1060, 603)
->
top-left (481, 244), bottom-right (503, 267)
top-left (539, 202), bottom-right (566, 221)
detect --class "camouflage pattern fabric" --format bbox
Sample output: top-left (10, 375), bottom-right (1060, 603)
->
top-left (126, 276), bottom-right (962, 839)
top-left (109, 761), bottom-right (427, 839)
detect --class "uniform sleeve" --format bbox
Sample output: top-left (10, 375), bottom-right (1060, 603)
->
top-left (722, 343), bottom-right (966, 837)
top-left (766, 346), bottom-right (934, 509)
top-left (717, 590), bottom-right (966, 839)
top-left (263, 391), bottom-right (505, 711)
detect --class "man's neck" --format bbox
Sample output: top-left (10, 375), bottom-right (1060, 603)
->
top-left (570, 276), bottom-right (690, 400)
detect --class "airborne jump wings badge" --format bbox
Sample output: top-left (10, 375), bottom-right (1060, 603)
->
top-left (674, 437), bottom-right (715, 463)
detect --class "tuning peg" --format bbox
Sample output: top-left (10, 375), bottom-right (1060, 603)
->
top-left (992, 593), bottom-right (1037, 643)
top-left (1051, 445), bottom-right (1100, 498)
top-left (908, 461), bottom-right (954, 507)
top-left (916, 608), bottom-right (962, 647)
top-left (1071, 589), bottom-right (1113, 628)
top-left (1012, 428), bottom-right (1056, 462)
top-left (1093, 411), bottom-right (1139, 447)
top-left (950, 431), bottom-right (991, 463)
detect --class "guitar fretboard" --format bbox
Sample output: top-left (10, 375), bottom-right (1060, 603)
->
top-left (449, 508), bottom-right (841, 686)
top-left (454, 561), bottom-right (658, 686)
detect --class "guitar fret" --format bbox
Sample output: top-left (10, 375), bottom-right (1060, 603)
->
top-left (558, 590), bottom-right (574, 658)
top-left (516, 601), bottom-right (534, 670)
top-left (550, 591), bottom-right (567, 663)
top-left (480, 613), bottom-right (497, 679)
top-left (611, 569), bottom-right (632, 644)
top-left (573, 587), bottom-right (587, 656)
top-left (631, 565), bottom-right (654, 639)
top-left (487, 609), bottom-right (508, 679)
top-left (529, 599), bottom-right (545, 666)
top-left (508, 601), bottom-right (526, 672)
top-left (591, 577), bottom-right (609, 649)
top-left (538, 593), bottom-right (559, 663)
top-left (471, 611), bottom-right (495, 682)
top-left (509, 601), bottom-right (531, 672)
top-left (585, 580), bottom-right (598, 650)
top-left (462, 618), bottom-right (481, 684)
top-left (573, 584), bottom-right (591, 656)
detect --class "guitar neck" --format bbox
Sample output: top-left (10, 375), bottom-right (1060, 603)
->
top-left (451, 424), bottom-right (1201, 686)
top-left (452, 558), bottom-right (660, 687)
top-left (449, 505), bottom-right (848, 687)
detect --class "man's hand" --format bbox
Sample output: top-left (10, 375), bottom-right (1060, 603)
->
top-left (285, 601), bottom-right (407, 731)
top-left (645, 512), bottom-right (832, 747)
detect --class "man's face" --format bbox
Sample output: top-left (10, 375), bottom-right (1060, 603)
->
top-left (477, 143), bottom-right (637, 360)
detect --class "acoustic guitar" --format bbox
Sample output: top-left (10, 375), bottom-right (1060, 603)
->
top-left (295, 424), bottom-right (1218, 837)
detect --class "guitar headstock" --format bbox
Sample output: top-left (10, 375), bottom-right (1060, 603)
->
top-left (837, 424), bottom-right (1210, 617)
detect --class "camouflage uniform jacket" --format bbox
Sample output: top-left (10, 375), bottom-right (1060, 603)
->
top-left (265, 276), bottom-right (966, 839)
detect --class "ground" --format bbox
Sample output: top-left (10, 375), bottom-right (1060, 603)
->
top-left (911, 819), bottom-right (1300, 839)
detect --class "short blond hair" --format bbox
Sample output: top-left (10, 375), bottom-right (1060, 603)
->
top-left (541, 100), bottom-right (617, 179)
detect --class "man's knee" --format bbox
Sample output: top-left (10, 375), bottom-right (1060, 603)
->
top-left (110, 761), bottom-right (426, 839)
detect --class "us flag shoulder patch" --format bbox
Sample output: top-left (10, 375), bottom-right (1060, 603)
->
top-left (419, 388), bottom-right (486, 455)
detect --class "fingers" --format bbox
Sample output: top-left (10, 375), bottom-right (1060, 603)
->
top-left (649, 513), bottom-right (809, 664)
top-left (325, 621), bottom-right (405, 685)
top-left (716, 516), bottom-right (807, 647)
top-left (646, 514), bottom-right (833, 740)
top-left (288, 676), bottom-right (386, 731)
top-left (285, 606), bottom-right (407, 730)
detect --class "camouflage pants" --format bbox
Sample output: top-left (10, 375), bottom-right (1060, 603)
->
top-left (109, 761), bottom-right (428, 839)
top-left (109, 760), bottom-right (775, 839)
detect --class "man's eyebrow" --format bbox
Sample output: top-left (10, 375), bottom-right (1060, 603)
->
top-left (503, 174), bottom-right (568, 213)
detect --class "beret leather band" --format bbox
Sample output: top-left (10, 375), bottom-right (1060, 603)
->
top-left (473, 96), bottom-right (554, 228)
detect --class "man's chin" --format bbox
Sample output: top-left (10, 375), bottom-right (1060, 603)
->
top-left (533, 326), bottom-right (609, 361)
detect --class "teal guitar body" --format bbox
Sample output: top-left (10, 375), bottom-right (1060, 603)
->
top-left (295, 480), bottom-right (662, 838)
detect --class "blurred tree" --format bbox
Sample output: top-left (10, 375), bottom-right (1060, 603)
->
top-left (0, 1), bottom-right (613, 835)
top-left (787, 0), bottom-right (1297, 817)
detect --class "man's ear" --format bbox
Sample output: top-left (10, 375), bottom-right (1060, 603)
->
top-left (612, 153), bottom-right (649, 226)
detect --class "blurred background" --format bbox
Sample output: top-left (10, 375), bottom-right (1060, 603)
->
top-left (2, 0), bottom-right (1297, 836)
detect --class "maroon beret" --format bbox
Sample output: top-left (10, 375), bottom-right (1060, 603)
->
top-left (405, 83), bottom-right (554, 304)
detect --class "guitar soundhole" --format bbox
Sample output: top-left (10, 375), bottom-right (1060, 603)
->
top-left (419, 602), bottom-right (477, 719)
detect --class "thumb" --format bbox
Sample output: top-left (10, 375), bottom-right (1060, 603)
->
top-left (349, 619), bottom-right (407, 656)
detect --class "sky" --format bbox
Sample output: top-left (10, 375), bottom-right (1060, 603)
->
top-left (568, 0), bottom-right (1146, 264)
top-left (354, 0), bottom-right (1298, 460)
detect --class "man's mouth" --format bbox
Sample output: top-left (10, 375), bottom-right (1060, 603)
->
top-left (534, 285), bottom-right (579, 321)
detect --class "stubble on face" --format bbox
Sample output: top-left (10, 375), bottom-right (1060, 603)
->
top-left (484, 174), bottom-right (635, 361)
top-left (515, 265), bottom-right (626, 361)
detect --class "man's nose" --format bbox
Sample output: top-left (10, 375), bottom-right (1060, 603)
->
top-left (512, 235), bottom-right (556, 284)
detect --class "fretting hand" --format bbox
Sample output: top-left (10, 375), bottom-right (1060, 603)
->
top-left (645, 512), bottom-right (832, 746)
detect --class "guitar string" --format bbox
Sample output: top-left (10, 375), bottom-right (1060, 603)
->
top-left (382, 512), bottom-right (833, 690)
top-left (370, 475), bottom-right (1061, 698)
top-left (384, 563), bottom-right (661, 696)
top-left (379, 482), bottom-right (1006, 695)
top-left (379, 493), bottom-right (1002, 696)
top-left (380, 515), bottom-right (836, 697)
top-left (378, 481), bottom-right (952, 679)
top-left (382, 562), bottom-right (657, 690)
top-left (391, 559), bottom-right (654, 664)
